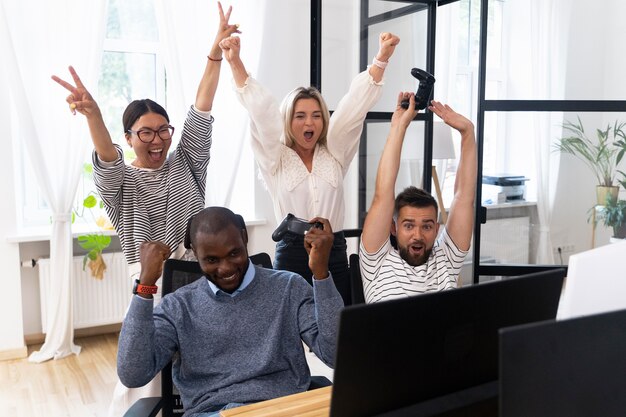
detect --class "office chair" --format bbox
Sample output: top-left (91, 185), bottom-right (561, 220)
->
top-left (123, 255), bottom-right (330, 417)
top-left (348, 253), bottom-right (366, 305)
top-left (343, 229), bottom-right (365, 305)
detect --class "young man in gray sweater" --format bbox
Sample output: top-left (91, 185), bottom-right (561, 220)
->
top-left (117, 206), bottom-right (344, 417)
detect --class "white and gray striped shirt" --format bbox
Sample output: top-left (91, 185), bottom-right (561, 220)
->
top-left (360, 228), bottom-right (468, 303)
top-left (93, 106), bottom-right (212, 265)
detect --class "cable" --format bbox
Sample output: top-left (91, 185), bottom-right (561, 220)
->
top-left (557, 247), bottom-right (563, 264)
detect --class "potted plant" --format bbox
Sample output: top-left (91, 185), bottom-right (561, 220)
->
top-left (75, 193), bottom-right (112, 279)
top-left (554, 117), bottom-right (626, 205)
top-left (596, 194), bottom-right (626, 239)
top-left (73, 163), bottom-right (113, 279)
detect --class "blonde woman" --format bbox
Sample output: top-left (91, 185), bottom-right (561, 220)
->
top-left (220, 32), bottom-right (399, 304)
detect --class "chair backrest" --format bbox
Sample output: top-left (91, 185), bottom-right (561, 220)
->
top-left (161, 259), bottom-right (204, 417)
top-left (348, 254), bottom-right (365, 305)
top-left (343, 229), bottom-right (364, 306)
top-left (249, 252), bottom-right (272, 269)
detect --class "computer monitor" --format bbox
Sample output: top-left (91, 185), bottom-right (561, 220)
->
top-left (499, 308), bottom-right (626, 417)
top-left (557, 240), bottom-right (626, 320)
top-left (329, 269), bottom-right (566, 417)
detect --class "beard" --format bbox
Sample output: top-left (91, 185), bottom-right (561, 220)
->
top-left (399, 244), bottom-right (433, 267)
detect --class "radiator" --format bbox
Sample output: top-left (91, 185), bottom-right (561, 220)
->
top-left (39, 252), bottom-right (130, 331)
top-left (480, 216), bottom-right (530, 264)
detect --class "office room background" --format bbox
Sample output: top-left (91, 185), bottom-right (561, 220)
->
top-left (1, 0), bottom-right (626, 367)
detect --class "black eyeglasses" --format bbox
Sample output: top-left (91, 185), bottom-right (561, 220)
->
top-left (127, 125), bottom-right (175, 143)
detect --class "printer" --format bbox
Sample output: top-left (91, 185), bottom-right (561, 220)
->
top-left (482, 174), bottom-right (529, 204)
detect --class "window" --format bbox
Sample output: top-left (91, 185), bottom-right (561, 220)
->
top-left (18, 0), bottom-right (165, 229)
top-left (440, 0), bottom-right (507, 205)
top-left (100, 0), bottom-right (165, 156)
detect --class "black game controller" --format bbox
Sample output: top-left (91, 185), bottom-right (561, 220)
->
top-left (401, 67), bottom-right (436, 110)
top-left (272, 213), bottom-right (323, 242)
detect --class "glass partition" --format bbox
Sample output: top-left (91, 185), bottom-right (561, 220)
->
top-left (367, 14), bottom-right (429, 112)
top-left (486, 0), bottom-right (626, 101)
top-left (475, 111), bottom-right (626, 283)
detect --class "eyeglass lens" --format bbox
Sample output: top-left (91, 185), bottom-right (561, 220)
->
top-left (137, 126), bottom-right (174, 143)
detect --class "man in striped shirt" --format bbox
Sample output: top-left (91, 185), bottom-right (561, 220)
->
top-left (360, 94), bottom-right (477, 303)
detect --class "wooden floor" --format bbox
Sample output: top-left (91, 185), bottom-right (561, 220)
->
top-left (0, 333), bottom-right (119, 417)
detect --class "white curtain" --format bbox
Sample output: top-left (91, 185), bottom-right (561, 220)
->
top-left (1, 0), bottom-right (107, 362)
top-left (154, 0), bottom-right (267, 210)
top-left (433, 2), bottom-right (460, 194)
top-left (435, 3), bottom-right (460, 106)
top-left (529, 0), bottom-right (572, 263)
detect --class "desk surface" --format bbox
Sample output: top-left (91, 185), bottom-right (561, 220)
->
top-left (220, 386), bottom-right (331, 417)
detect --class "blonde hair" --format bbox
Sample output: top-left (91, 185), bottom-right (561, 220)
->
top-left (279, 86), bottom-right (330, 148)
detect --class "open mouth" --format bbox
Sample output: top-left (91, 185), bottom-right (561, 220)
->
top-left (148, 148), bottom-right (164, 162)
top-left (303, 131), bottom-right (314, 141)
top-left (409, 243), bottom-right (424, 257)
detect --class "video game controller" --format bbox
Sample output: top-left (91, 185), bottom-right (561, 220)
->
top-left (401, 67), bottom-right (436, 110)
top-left (272, 213), bottom-right (324, 242)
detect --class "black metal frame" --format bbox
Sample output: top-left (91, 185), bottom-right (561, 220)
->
top-left (356, 0), bottom-right (438, 225)
top-left (306, 0), bottom-right (439, 231)
top-left (472, 0), bottom-right (626, 282)
top-left (309, 1), bottom-right (625, 283)
top-left (310, 0), bottom-right (322, 90)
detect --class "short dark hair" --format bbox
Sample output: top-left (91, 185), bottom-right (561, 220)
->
top-left (122, 99), bottom-right (169, 133)
top-left (184, 207), bottom-right (247, 249)
top-left (394, 186), bottom-right (438, 220)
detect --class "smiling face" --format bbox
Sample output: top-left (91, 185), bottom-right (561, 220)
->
top-left (392, 205), bottom-right (440, 267)
top-left (192, 224), bottom-right (250, 294)
top-left (125, 112), bottom-right (172, 169)
top-left (289, 98), bottom-right (324, 155)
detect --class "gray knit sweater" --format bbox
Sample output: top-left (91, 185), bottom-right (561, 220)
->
top-left (117, 264), bottom-right (343, 416)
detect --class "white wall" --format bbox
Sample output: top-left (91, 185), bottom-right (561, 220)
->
top-left (551, 0), bottom-right (626, 257)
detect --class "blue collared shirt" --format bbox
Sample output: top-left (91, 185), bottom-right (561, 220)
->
top-left (207, 259), bottom-right (256, 297)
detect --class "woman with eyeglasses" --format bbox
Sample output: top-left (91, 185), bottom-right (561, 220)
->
top-left (52, 3), bottom-right (239, 269)
top-left (52, 3), bottom-right (239, 415)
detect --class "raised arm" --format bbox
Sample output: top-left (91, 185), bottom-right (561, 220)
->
top-left (302, 217), bottom-right (343, 366)
top-left (368, 32), bottom-right (400, 83)
top-left (428, 101), bottom-right (477, 251)
top-left (361, 93), bottom-right (419, 253)
top-left (117, 241), bottom-right (174, 387)
top-left (219, 35), bottom-right (248, 88)
top-left (304, 217), bottom-right (334, 280)
top-left (325, 32), bottom-right (400, 169)
top-left (220, 35), bottom-right (283, 176)
top-left (52, 66), bottom-right (117, 162)
top-left (195, 1), bottom-right (240, 111)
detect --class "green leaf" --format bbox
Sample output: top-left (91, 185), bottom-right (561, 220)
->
top-left (83, 163), bottom-right (93, 175)
top-left (77, 235), bottom-right (98, 250)
top-left (77, 234), bottom-right (111, 252)
top-left (83, 195), bottom-right (98, 209)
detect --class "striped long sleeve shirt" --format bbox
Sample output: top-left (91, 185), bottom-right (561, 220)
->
top-left (93, 106), bottom-right (212, 265)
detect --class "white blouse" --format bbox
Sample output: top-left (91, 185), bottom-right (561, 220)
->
top-left (234, 70), bottom-right (384, 231)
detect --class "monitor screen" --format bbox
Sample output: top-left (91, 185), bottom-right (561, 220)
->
top-left (500, 308), bottom-right (626, 417)
top-left (330, 269), bottom-right (566, 417)
top-left (557, 240), bottom-right (626, 320)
